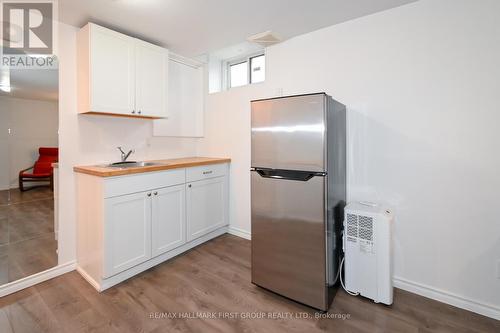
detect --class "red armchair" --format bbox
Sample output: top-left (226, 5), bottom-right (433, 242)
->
top-left (19, 147), bottom-right (59, 192)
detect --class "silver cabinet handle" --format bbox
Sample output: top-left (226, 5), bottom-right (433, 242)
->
top-left (147, 192), bottom-right (152, 197)
top-left (153, 191), bottom-right (158, 195)
top-left (203, 170), bottom-right (213, 175)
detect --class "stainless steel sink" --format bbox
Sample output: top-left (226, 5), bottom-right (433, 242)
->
top-left (107, 161), bottom-right (160, 168)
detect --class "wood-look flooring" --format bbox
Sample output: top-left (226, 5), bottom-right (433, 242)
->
top-left (0, 188), bottom-right (57, 285)
top-left (0, 234), bottom-right (498, 333)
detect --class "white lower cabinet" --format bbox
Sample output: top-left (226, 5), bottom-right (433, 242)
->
top-left (76, 163), bottom-right (229, 291)
top-left (152, 184), bottom-right (186, 257)
top-left (104, 191), bottom-right (152, 278)
top-left (187, 177), bottom-right (227, 241)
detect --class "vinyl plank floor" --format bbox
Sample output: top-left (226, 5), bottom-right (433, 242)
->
top-left (0, 234), bottom-right (499, 333)
top-left (0, 188), bottom-right (57, 285)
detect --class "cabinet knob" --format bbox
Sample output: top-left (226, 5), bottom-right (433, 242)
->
top-left (147, 192), bottom-right (152, 197)
top-left (138, 110), bottom-right (142, 114)
top-left (188, 184), bottom-right (192, 188)
top-left (132, 110), bottom-right (136, 114)
top-left (153, 191), bottom-right (158, 195)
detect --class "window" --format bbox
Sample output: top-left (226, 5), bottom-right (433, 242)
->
top-left (250, 54), bottom-right (265, 83)
top-left (228, 53), bottom-right (265, 88)
top-left (229, 61), bottom-right (248, 88)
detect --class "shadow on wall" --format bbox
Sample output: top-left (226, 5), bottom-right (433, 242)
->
top-left (347, 106), bottom-right (500, 306)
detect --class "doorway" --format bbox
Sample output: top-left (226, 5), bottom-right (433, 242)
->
top-left (0, 66), bottom-right (59, 285)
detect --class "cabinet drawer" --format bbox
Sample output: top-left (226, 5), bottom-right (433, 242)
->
top-left (186, 163), bottom-right (228, 182)
top-left (104, 169), bottom-right (185, 198)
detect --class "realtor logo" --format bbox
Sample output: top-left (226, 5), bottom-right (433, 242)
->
top-left (1, 0), bottom-right (57, 69)
top-left (2, 0), bottom-right (53, 54)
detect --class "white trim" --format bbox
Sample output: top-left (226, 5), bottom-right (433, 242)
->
top-left (0, 261), bottom-right (76, 297)
top-left (223, 230), bottom-right (500, 320)
top-left (76, 266), bottom-right (101, 291)
top-left (227, 226), bottom-right (251, 240)
top-left (0, 185), bottom-right (20, 191)
top-left (394, 276), bottom-right (500, 320)
top-left (169, 52), bottom-right (204, 68)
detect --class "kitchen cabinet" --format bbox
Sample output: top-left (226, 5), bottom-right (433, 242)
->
top-left (151, 184), bottom-right (186, 257)
top-left (186, 163), bottom-right (229, 241)
top-left (104, 191), bottom-right (152, 278)
top-left (75, 161), bottom-right (229, 291)
top-left (187, 177), bottom-right (227, 241)
top-left (77, 23), bottom-right (168, 119)
top-left (153, 54), bottom-right (204, 137)
top-left (104, 184), bottom-right (185, 277)
top-left (135, 40), bottom-right (168, 118)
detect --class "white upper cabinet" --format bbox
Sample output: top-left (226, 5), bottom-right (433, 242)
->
top-left (77, 23), bottom-right (168, 119)
top-left (88, 25), bottom-right (135, 115)
top-left (153, 55), bottom-right (204, 137)
top-left (135, 40), bottom-right (167, 118)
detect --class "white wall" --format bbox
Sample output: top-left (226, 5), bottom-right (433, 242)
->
top-left (57, 23), bottom-right (199, 264)
top-left (199, 0), bottom-right (500, 319)
top-left (0, 96), bottom-right (58, 190)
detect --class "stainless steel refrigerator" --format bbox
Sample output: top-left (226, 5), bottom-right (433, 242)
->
top-left (251, 93), bottom-right (346, 311)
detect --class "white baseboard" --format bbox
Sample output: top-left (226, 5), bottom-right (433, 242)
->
top-left (394, 276), bottom-right (500, 321)
top-left (225, 229), bottom-right (500, 321)
top-left (3, 236), bottom-right (496, 322)
top-left (76, 266), bottom-right (101, 291)
top-left (0, 261), bottom-right (76, 298)
top-left (227, 226), bottom-right (251, 240)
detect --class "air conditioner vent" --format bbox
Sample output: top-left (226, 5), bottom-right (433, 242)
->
top-left (358, 215), bottom-right (373, 241)
top-left (347, 225), bottom-right (357, 237)
top-left (358, 228), bottom-right (373, 241)
top-left (359, 216), bottom-right (373, 229)
top-left (347, 214), bottom-right (358, 226)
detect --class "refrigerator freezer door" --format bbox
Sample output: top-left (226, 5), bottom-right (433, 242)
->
top-left (251, 94), bottom-right (326, 172)
top-left (251, 170), bottom-right (327, 310)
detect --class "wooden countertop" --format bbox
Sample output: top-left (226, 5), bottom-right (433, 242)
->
top-left (73, 157), bottom-right (231, 177)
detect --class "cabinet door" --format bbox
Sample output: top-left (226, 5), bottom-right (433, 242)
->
top-left (153, 59), bottom-right (204, 137)
top-left (104, 191), bottom-right (152, 278)
top-left (90, 25), bottom-right (136, 115)
top-left (135, 40), bottom-right (167, 118)
top-left (151, 184), bottom-right (186, 257)
top-left (186, 176), bottom-right (228, 241)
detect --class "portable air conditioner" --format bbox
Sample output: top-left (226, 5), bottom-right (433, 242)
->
top-left (343, 202), bottom-right (394, 305)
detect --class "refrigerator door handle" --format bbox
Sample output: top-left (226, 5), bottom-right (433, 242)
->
top-left (251, 168), bottom-right (326, 182)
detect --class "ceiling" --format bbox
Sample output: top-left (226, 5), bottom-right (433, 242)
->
top-left (59, 0), bottom-right (418, 56)
top-left (1, 0), bottom-right (418, 101)
top-left (0, 69), bottom-right (58, 102)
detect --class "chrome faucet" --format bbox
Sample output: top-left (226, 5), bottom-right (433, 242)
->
top-left (117, 147), bottom-right (135, 162)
